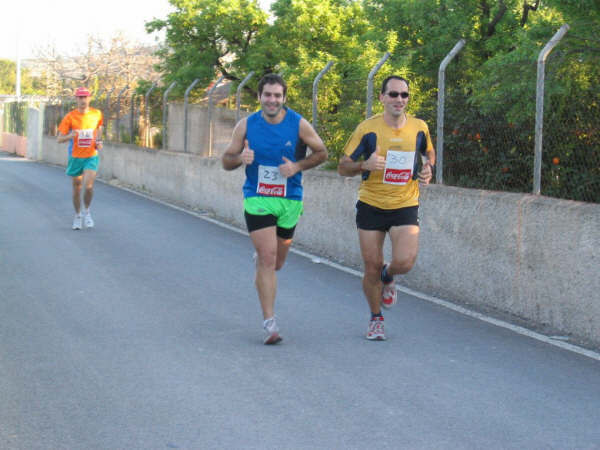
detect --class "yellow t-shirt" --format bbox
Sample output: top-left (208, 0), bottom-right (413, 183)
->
top-left (343, 114), bottom-right (434, 210)
top-left (58, 108), bottom-right (103, 158)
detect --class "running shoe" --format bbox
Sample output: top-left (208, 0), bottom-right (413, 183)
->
top-left (366, 316), bottom-right (386, 341)
top-left (263, 317), bottom-right (282, 345)
top-left (382, 282), bottom-right (397, 308)
top-left (84, 212), bottom-right (94, 228)
top-left (72, 214), bottom-right (82, 230)
top-left (381, 263), bottom-right (397, 308)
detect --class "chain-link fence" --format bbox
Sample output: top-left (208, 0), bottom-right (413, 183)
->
top-left (1, 99), bottom-right (29, 137)
top-left (44, 100), bottom-right (69, 136)
top-left (440, 55), bottom-right (539, 195)
top-left (3, 25), bottom-right (597, 204)
top-left (434, 29), bottom-right (598, 203)
top-left (541, 32), bottom-right (599, 203)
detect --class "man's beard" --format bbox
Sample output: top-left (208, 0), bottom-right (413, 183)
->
top-left (263, 104), bottom-right (282, 117)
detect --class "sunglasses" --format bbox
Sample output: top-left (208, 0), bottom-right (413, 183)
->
top-left (386, 91), bottom-right (409, 99)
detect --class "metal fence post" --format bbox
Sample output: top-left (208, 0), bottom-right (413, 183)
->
top-left (115, 86), bottom-right (128, 143)
top-left (104, 88), bottom-right (114, 141)
top-left (436, 39), bottom-right (466, 185)
top-left (226, 82), bottom-right (233, 109)
top-left (208, 76), bottom-right (225, 157)
top-left (533, 24), bottom-right (569, 195)
top-left (129, 93), bottom-right (136, 144)
top-left (312, 61), bottom-right (334, 129)
top-left (184, 79), bottom-right (200, 153)
top-left (366, 52), bottom-right (390, 118)
top-left (236, 72), bottom-right (255, 123)
top-left (94, 88), bottom-right (104, 112)
top-left (162, 81), bottom-right (177, 150)
top-left (144, 83), bottom-right (157, 147)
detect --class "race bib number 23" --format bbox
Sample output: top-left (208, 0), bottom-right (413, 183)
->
top-left (257, 165), bottom-right (286, 197)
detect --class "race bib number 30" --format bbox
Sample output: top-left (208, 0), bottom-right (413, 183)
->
top-left (383, 150), bottom-right (415, 185)
top-left (257, 165), bottom-right (286, 197)
top-left (77, 129), bottom-right (94, 148)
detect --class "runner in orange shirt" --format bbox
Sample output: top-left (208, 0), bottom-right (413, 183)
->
top-left (57, 87), bottom-right (104, 230)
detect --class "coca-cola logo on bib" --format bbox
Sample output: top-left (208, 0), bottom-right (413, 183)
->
top-left (384, 168), bottom-right (411, 183)
top-left (258, 184), bottom-right (285, 197)
top-left (77, 129), bottom-right (94, 148)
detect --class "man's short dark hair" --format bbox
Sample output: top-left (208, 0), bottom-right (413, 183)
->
top-left (258, 73), bottom-right (287, 97)
top-left (381, 76), bottom-right (410, 94)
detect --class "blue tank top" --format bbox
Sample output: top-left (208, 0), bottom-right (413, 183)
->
top-left (243, 108), bottom-right (307, 201)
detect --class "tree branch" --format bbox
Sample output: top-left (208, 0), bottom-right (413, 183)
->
top-left (487, 0), bottom-right (508, 37)
top-left (521, 0), bottom-right (540, 27)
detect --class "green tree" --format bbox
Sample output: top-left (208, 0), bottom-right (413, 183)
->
top-left (146, 0), bottom-right (270, 98)
top-left (265, 0), bottom-right (390, 159)
top-left (146, 0), bottom-right (599, 200)
top-left (363, 0), bottom-right (599, 200)
top-left (0, 59), bottom-right (45, 95)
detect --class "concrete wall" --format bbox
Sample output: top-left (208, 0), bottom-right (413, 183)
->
top-left (26, 105), bottom-right (44, 161)
top-left (166, 103), bottom-right (248, 156)
top-left (1, 133), bottom-right (27, 156)
top-left (34, 136), bottom-right (600, 347)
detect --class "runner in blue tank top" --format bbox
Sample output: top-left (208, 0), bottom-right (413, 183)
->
top-left (222, 74), bottom-right (328, 344)
top-left (243, 107), bottom-right (305, 201)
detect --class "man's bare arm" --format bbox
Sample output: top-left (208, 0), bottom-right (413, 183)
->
top-left (96, 126), bottom-right (104, 150)
top-left (221, 119), bottom-right (247, 170)
top-left (337, 155), bottom-right (363, 177)
top-left (57, 130), bottom-right (76, 144)
top-left (338, 149), bottom-right (385, 177)
top-left (295, 118), bottom-right (328, 171)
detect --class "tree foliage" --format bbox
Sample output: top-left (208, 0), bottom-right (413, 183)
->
top-left (147, 0), bottom-right (599, 201)
top-left (146, 0), bottom-right (270, 98)
top-left (34, 33), bottom-right (161, 98)
top-left (0, 59), bottom-right (45, 96)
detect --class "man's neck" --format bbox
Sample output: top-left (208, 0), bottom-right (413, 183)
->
top-left (77, 107), bottom-right (89, 114)
top-left (383, 111), bottom-right (407, 129)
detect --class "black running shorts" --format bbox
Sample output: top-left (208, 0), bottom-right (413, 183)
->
top-left (244, 211), bottom-right (296, 239)
top-left (355, 201), bottom-right (419, 231)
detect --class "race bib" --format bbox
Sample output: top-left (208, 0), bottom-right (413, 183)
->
top-left (383, 150), bottom-right (415, 185)
top-left (77, 129), bottom-right (94, 148)
top-left (257, 165), bottom-right (286, 197)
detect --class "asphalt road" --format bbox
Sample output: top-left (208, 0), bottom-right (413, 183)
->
top-left (1, 152), bottom-right (600, 450)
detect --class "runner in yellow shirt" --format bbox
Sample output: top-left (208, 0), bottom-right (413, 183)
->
top-left (57, 87), bottom-right (103, 230)
top-left (338, 76), bottom-right (435, 340)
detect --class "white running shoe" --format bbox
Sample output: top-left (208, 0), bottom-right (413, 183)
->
top-left (366, 316), bottom-right (386, 341)
top-left (84, 212), bottom-right (94, 228)
top-left (263, 317), bottom-right (282, 345)
top-left (72, 214), bottom-right (82, 230)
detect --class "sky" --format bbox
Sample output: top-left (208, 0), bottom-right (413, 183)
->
top-left (0, 0), bottom-right (274, 61)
